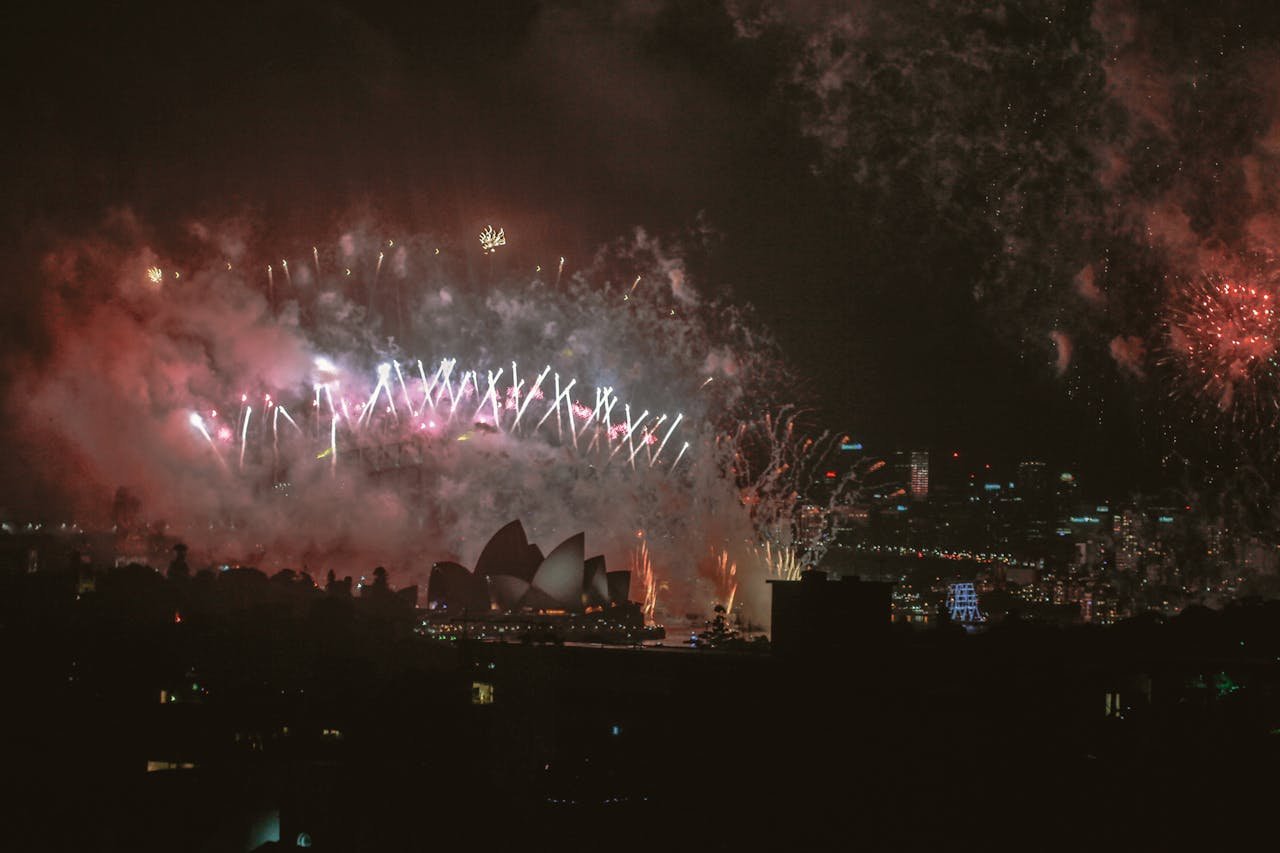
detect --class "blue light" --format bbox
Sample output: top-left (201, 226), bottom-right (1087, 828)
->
top-left (895, 504), bottom-right (908, 512)
top-left (841, 442), bottom-right (863, 451)
top-left (1158, 515), bottom-right (1174, 523)
top-left (983, 483), bottom-right (1001, 491)
top-left (610, 725), bottom-right (621, 736)
top-left (1096, 505), bottom-right (1110, 513)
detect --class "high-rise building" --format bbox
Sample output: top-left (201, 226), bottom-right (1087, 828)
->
top-left (1014, 460), bottom-right (1052, 546)
top-left (909, 450), bottom-right (929, 502)
top-left (1016, 460), bottom-right (1047, 495)
top-left (1113, 510), bottom-right (1142, 573)
top-left (795, 504), bottom-right (826, 548)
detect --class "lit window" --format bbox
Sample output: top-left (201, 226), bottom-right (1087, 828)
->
top-left (472, 681), bottom-right (495, 705)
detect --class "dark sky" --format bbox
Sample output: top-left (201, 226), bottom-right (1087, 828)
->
top-left (7, 0), bottom-right (1280, 496)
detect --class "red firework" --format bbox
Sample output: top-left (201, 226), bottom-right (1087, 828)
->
top-left (1167, 274), bottom-right (1280, 421)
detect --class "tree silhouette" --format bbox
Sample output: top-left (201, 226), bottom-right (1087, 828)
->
top-left (695, 604), bottom-right (739, 649)
top-left (166, 543), bottom-right (190, 582)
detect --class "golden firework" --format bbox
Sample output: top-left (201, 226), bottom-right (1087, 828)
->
top-left (479, 225), bottom-right (506, 254)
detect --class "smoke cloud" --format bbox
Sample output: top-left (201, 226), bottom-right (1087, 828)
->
top-left (721, 0), bottom-right (1280, 486)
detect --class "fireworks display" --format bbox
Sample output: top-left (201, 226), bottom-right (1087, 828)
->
top-left (15, 1), bottom-right (1280, 557)
top-left (12, 221), bottom-right (864, 624)
top-left (14, 5), bottom-right (1280, 841)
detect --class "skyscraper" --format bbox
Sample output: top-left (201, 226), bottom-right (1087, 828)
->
top-left (910, 450), bottom-right (929, 502)
top-left (1016, 460), bottom-right (1047, 495)
top-left (1114, 510), bottom-right (1142, 573)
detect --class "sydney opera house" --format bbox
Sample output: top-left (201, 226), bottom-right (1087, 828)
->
top-left (425, 522), bottom-right (653, 641)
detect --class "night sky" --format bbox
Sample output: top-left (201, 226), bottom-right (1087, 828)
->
top-left (8, 0), bottom-right (1280, 500)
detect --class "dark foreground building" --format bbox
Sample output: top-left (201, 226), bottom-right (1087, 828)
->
top-left (768, 569), bottom-right (893, 653)
top-left (4, 560), bottom-right (1280, 850)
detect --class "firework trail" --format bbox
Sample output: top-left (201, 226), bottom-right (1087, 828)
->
top-left (188, 413), bottom-right (228, 473)
top-left (756, 539), bottom-right (802, 581)
top-left (711, 547), bottom-right (738, 614)
top-left (239, 406), bottom-right (252, 470)
top-left (630, 538), bottom-right (658, 625)
top-left (670, 441), bottom-right (690, 474)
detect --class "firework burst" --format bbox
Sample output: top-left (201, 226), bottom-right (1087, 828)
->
top-left (1166, 273), bottom-right (1280, 429)
top-left (479, 225), bottom-right (506, 254)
